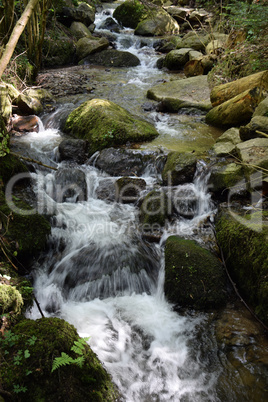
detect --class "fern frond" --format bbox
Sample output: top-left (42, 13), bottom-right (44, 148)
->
top-left (72, 356), bottom-right (85, 368)
top-left (51, 352), bottom-right (75, 372)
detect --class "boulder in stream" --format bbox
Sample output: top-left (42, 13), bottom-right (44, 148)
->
top-left (147, 75), bottom-right (212, 112)
top-left (163, 48), bottom-right (192, 70)
top-left (94, 147), bottom-right (166, 177)
top-left (115, 177), bottom-right (146, 204)
top-left (135, 8), bottom-right (180, 36)
top-left (162, 151), bottom-right (198, 185)
top-left (76, 36), bottom-right (110, 61)
top-left (64, 99), bottom-right (159, 155)
top-left (80, 49), bottom-right (140, 67)
top-left (113, 0), bottom-right (148, 29)
top-left (164, 235), bottom-right (226, 310)
top-left (58, 138), bottom-right (90, 164)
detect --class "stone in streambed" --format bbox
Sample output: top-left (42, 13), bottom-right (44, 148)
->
top-left (64, 99), bottom-right (159, 155)
top-left (147, 75), bottom-right (212, 112)
top-left (164, 236), bottom-right (226, 309)
top-left (79, 49), bottom-right (140, 67)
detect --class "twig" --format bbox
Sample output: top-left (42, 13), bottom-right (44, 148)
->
top-left (10, 151), bottom-right (57, 171)
top-left (33, 295), bottom-right (44, 318)
top-left (256, 130), bottom-right (268, 139)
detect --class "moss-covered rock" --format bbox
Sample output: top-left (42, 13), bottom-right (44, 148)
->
top-left (162, 151), bottom-right (198, 186)
top-left (164, 236), bottom-right (226, 309)
top-left (140, 189), bottom-right (172, 227)
top-left (0, 283), bottom-right (23, 315)
top-left (115, 177), bottom-right (146, 203)
top-left (113, 0), bottom-right (147, 29)
top-left (208, 161), bottom-right (244, 195)
top-left (43, 31), bottom-right (76, 68)
top-left (163, 48), bottom-right (192, 71)
top-left (76, 36), bottom-right (109, 61)
top-left (135, 8), bottom-right (180, 37)
top-left (64, 98), bottom-right (159, 155)
top-left (79, 49), bottom-right (140, 67)
top-left (0, 153), bottom-right (28, 186)
top-left (0, 317), bottom-right (119, 401)
top-left (215, 209), bottom-right (268, 325)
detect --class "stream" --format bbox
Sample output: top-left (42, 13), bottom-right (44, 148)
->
top-left (11, 2), bottom-right (268, 401)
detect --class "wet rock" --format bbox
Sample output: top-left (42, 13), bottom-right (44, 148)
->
top-left (208, 161), bottom-right (244, 195)
top-left (171, 185), bottom-right (198, 218)
top-left (135, 9), bottom-right (180, 36)
top-left (99, 17), bottom-right (121, 33)
top-left (58, 138), bottom-right (90, 164)
top-left (54, 168), bottom-right (87, 202)
top-left (95, 178), bottom-right (116, 202)
top-left (94, 148), bottom-right (166, 177)
top-left (10, 114), bottom-right (40, 133)
top-left (164, 235), bottom-right (226, 309)
top-left (162, 151), bottom-right (198, 185)
top-left (58, 3), bottom-right (95, 27)
top-left (115, 177), bottom-right (146, 204)
top-left (140, 189), bottom-right (172, 227)
top-left (177, 32), bottom-right (211, 52)
top-left (147, 75), bottom-right (212, 112)
top-left (64, 98), bottom-right (158, 155)
top-left (76, 36), bottom-right (109, 61)
top-left (80, 49), bottom-right (140, 67)
top-left (215, 209), bottom-right (268, 325)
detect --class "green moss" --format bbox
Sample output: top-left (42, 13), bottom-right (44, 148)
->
top-left (64, 98), bottom-right (158, 155)
top-left (209, 162), bottom-right (244, 194)
top-left (0, 153), bottom-right (28, 186)
top-left (164, 236), bottom-right (226, 309)
top-left (0, 189), bottom-right (51, 265)
top-left (215, 210), bottom-right (268, 324)
top-left (0, 317), bottom-right (119, 401)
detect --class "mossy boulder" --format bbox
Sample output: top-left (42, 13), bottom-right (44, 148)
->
top-left (140, 189), bottom-right (172, 227)
top-left (208, 162), bottom-right (244, 195)
top-left (163, 48), bottom-right (192, 71)
top-left (235, 138), bottom-right (268, 175)
top-left (70, 21), bottom-right (92, 39)
top-left (162, 151), bottom-right (198, 186)
top-left (43, 33), bottom-right (76, 68)
top-left (0, 84), bottom-right (12, 122)
top-left (164, 236), bottom-right (226, 309)
top-left (113, 0), bottom-right (147, 29)
top-left (0, 317), bottom-right (119, 401)
top-left (215, 209), bottom-right (268, 325)
top-left (76, 36), bottom-right (109, 61)
top-left (212, 127), bottom-right (241, 157)
top-left (0, 153), bottom-right (28, 186)
top-left (64, 98), bottom-right (159, 155)
top-left (135, 8), bottom-right (180, 36)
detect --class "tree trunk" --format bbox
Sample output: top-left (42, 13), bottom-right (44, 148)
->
top-left (206, 87), bottom-right (266, 128)
top-left (210, 70), bottom-right (268, 107)
top-left (0, 0), bottom-right (39, 80)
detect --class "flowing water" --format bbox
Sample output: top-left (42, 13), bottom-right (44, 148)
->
top-left (11, 2), bottom-right (268, 401)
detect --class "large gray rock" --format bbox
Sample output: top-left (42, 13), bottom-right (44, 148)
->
top-left (236, 138), bottom-right (268, 173)
top-left (212, 127), bottom-right (241, 156)
top-left (209, 162), bottom-right (244, 194)
top-left (80, 49), bottom-right (140, 67)
top-left (58, 138), bottom-right (90, 164)
top-left (253, 95), bottom-right (268, 117)
top-left (147, 75), bottom-right (212, 112)
top-left (162, 151), bottom-right (198, 185)
top-left (76, 36), bottom-right (109, 60)
top-left (135, 9), bottom-right (180, 36)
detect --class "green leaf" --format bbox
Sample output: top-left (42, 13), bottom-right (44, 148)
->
top-left (24, 349), bottom-right (30, 359)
